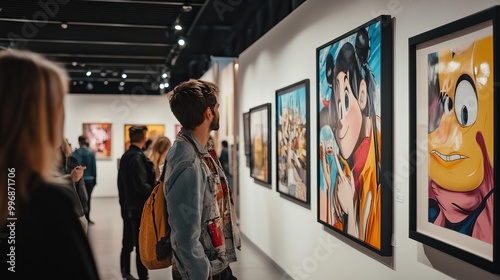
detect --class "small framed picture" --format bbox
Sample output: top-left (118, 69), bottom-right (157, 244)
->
top-left (276, 79), bottom-right (310, 205)
top-left (249, 103), bottom-right (271, 185)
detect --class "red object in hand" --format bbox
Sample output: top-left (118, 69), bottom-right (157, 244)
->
top-left (209, 220), bottom-right (224, 248)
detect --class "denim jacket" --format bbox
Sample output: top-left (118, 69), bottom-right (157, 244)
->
top-left (164, 128), bottom-right (241, 280)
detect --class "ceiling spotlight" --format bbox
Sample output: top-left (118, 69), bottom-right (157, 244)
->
top-left (164, 82), bottom-right (169, 88)
top-left (174, 24), bottom-right (182, 31)
top-left (72, 81), bottom-right (77, 85)
top-left (182, 5), bottom-right (192, 12)
top-left (86, 82), bottom-right (93, 91)
top-left (161, 72), bottom-right (168, 79)
top-left (178, 38), bottom-right (186, 46)
top-left (119, 81), bottom-right (125, 86)
top-left (71, 61), bottom-right (77, 66)
top-left (121, 73), bottom-right (127, 79)
top-left (112, 70), bottom-right (119, 77)
top-left (118, 85), bottom-right (124, 91)
top-left (79, 81), bottom-right (83, 85)
top-left (159, 83), bottom-right (165, 90)
top-left (61, 21), bottom-right (68, 29)
top-left (86, 70), bottom-right (92, 77)
top-left (100, 69), bottom-right (107, 77)
top-left (104, 80), bottom-right (109, 85)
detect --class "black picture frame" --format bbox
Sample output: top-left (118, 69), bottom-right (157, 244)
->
top-left (249, 103), bottom-right (272, 185)
top-left (409, 6), bottom-right (499, 274)
top-left (316, 15), bottom-right (393, 256)
top-left (275, 79), bottom-right (310, 205)
top-left (243, 111), bottom-right (251, 167)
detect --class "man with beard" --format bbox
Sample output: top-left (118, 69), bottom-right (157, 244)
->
top-left (165, 79), bottom-right (241, 280)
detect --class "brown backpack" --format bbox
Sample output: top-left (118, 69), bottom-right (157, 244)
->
top-left (139, 162), bottom-right (172, 270)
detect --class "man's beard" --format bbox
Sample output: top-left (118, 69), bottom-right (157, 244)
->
top-left (210, 115), bottom-right (220, 131)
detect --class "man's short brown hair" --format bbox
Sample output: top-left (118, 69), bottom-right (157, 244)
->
top-left (129, 125), bottom-right (147, 143)
top-left (168, 79), bottom-right (218, 130)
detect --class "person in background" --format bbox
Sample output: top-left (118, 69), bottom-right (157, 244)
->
top-left (117, 125), bottom-right (156, 280)
top-left (145, 136), bottom-right (171, 182)
top-left (73, 135), bottom-right (97, 224)
top-left (142, 138), bottom-right (153, 152)
top-left (58, 137), bottom-right (89, 233)
top-left (0, 49), bottom-right (100, 279)
top-left (165, 79), bottom-right (241, 280)
top-left (219, 140), bottom-right (233, 189)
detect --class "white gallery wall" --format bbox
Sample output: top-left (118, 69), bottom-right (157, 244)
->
top-left (237, 0), bottom-right (500, 279)
top-left (64, 94), bottom-right (176, 197)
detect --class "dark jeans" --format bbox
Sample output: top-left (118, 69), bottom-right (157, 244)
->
top-left (172, 265), bottom-right (236, 280)
top-left (120, 209), bottom-right (133, 277)
top-left (212, 266), bottom-right (237, 280)
top-left (83, 180), bottom-right (96, 221)
top-left (121, 209), bottom-right (148, 280)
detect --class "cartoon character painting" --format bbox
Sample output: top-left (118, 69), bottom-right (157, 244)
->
top-left (427, 36), bottom-right (494, 244)
top-left (318, 24), bottom-right (382, 249)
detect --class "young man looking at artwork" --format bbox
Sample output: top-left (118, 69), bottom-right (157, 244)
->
top-left (164, 79), bottom-right (241, 280)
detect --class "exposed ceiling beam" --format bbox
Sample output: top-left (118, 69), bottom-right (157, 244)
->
top-left (78, 0), bottom-right (203, 6)
top-left (186, 0), bottom-right (210, 37)
top-left (0, 18), bottom-right (172, 29)
top-left (0, 38), bottom-right (171, 47)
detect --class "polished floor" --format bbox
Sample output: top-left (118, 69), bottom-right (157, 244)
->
top-left (87, 197), bottom-right (288, 280)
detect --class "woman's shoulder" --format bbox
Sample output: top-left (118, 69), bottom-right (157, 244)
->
top-left (27, 179), bottom-right (77, 214)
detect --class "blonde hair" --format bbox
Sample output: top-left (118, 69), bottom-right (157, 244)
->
top-left (146, 136), bottom-right (171, 179)
top-left (0, 50), bottom-right (68, 227)
top-left (61, 138), bottom-right (72, 158)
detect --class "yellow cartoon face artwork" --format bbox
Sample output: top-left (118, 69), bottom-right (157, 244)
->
top-left (428, 36), bottom-right (494, 192)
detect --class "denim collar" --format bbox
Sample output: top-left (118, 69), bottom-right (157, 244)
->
top-left (179, 127), bottom-right (209, 157)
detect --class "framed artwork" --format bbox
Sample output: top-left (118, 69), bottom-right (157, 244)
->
top-left (124, 124), bottom-right (165, 150)
top-left (316, 15), bottom-right (393, 256)
top-left (276, 79), bottom-right (310, 205)
top-left (243, 111), bottom-right (251, 167)
top-left (82, 123), bottom-right (112, 160)
top-left (249, 103), bottom-right (271, 185)
top-left (409, 6), bottom-right (499, 273)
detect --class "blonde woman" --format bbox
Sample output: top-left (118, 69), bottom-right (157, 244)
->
top-left (0, 50), bottom-right (100, 279)
top-left (146, 136), bottom-right (172, 182)
top-left (57, 137), bottom-right (90, 232)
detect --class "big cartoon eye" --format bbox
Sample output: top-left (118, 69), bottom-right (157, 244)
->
top-left (454, 79), bottom-right (477, 127)
top-left (443, 94), bottom-right (452, 115)
top-left (344, 88), bottom-right (350, 114)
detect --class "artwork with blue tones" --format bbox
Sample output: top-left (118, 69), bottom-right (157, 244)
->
top-left (316, 15), bottom-right (393, 256)
top-left (276, 79), bottom-right (310, 205)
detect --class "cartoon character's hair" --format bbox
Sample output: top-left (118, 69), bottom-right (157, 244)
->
top-left (326, 29), bottom-right (376, 129)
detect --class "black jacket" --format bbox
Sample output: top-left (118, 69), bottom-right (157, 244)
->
top-left (117, 144), bottom-right (156, 211)
top-left (0, 174), bottom-right (100, 280)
